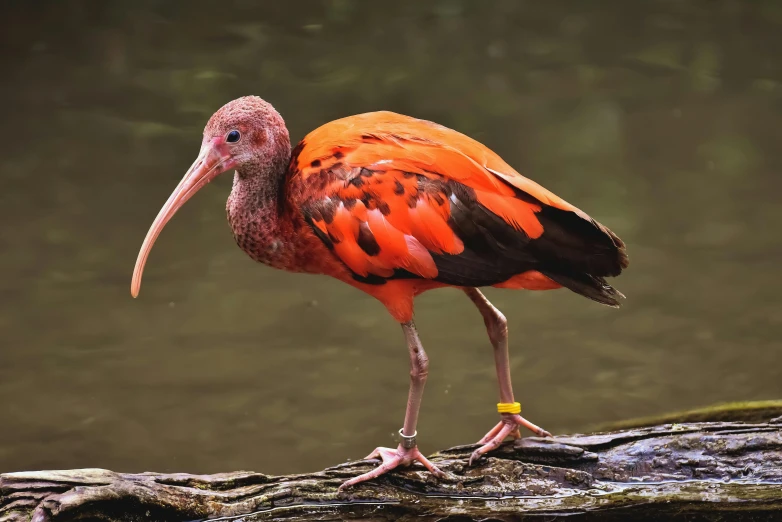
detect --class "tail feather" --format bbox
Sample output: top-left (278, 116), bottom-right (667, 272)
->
top-left (542, 270), bottom-right (625, 308)
top-left (532, 205), bottom-right (629, 279)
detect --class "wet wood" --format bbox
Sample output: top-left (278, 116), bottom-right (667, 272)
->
top-left (2, 418), bottom-right (782, 522)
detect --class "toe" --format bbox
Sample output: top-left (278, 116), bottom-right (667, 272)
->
top-left (469, 422), bottom-right (516, 465)
top-left (339, 445), bottom-right (446, 490)
top-left (513, 414), bottom-right (551, 437)
top-left (477, 420), bottom-right (504, 444)
top-left (472, 443), bottom-right (496, 463)
top-left (414, 451), bottom-right (446, 478)
top-left (468, 449), bottom-right (481, 466)
top-left (469, 443), bottom-right (496, 466)
top-left (426, 464), bottom-right (447, 479)
top-left (339, 454), bottom-right (402, 491)
top-left (363, 447), bottom-right (382, 460)
top-left (469, 437), bottom-right (498, 465)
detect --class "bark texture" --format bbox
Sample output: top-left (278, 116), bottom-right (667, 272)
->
top-left (2, 417), bottom-right (782, 521)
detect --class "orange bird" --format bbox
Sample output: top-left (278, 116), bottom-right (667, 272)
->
top-left (132, 96), bottom-right (628, 489)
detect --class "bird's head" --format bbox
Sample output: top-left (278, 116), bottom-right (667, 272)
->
top-left (130, 96), bottom-right (289, 298)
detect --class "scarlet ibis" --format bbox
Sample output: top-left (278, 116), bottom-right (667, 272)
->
top-left (131, 96), bottom-right (628, 489)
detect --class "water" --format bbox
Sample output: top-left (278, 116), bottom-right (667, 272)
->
top-left (1, 0), bottom-right (780, 476)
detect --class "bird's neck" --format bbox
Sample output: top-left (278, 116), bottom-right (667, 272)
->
top-left (226, 146), bottom-right (296, 270)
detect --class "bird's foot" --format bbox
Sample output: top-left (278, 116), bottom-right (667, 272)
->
top-left (469, 413), bottom-right (552, 465)
top-left (338, 443), bottom-right (446, 491)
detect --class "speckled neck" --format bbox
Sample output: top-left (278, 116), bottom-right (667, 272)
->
top-left (226, 144), bottom-right (295, 270)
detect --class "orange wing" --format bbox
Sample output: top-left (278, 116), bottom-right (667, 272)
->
top-left (289, 111), bottom-right (628, 304)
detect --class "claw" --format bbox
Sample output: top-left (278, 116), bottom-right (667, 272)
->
top-left (338, 444), bottom-right (444, 491)
top-left (470, 413), bottom-right (551, 465)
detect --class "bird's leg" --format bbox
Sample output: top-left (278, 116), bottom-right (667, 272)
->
top-left (463, 288), bottom-right (552, 465)
top-left (339, 320), bottom-right (445, 490)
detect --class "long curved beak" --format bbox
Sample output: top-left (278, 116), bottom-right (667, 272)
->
top-left (131, 139), bottom-right (234, 298)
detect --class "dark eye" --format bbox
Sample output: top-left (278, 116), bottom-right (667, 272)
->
top-left (226, 130), bottom-right (241, 143)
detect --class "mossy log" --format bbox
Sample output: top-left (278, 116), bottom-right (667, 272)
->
top-left (2, 418), bottom-right (782, 522)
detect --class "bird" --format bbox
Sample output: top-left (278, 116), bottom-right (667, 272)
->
top-left (131, 96), bottom-right (628, 490)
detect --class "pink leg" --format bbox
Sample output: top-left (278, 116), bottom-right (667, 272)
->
top-left (464, 288), bottom-right (552, 465)
top-left (339, 320), bottom-right (445, 490)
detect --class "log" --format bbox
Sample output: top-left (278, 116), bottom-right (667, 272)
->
top-left (2, 417), bottom-right (782, 521)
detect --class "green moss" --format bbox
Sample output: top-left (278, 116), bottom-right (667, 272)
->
top-left (595, 400), bottom-right (782, 431)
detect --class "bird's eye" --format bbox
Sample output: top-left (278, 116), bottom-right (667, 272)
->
top-left (226, 130), bottom-right (241, 143)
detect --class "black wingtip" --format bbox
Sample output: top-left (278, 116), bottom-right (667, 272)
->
top-left (542, 271), bottom-right (626, 308)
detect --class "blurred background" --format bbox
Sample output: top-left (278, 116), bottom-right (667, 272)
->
top-left (1, 0), bottom-right (781, 475)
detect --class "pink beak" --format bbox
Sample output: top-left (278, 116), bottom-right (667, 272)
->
top-left (131, 138), bottom-right (235, 298)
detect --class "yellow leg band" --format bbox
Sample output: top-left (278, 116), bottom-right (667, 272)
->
top-left (497, 402), bottom-right (521, 414)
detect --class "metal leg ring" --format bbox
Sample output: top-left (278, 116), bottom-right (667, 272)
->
top-left (398, 428), bottom-right (417, 449)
